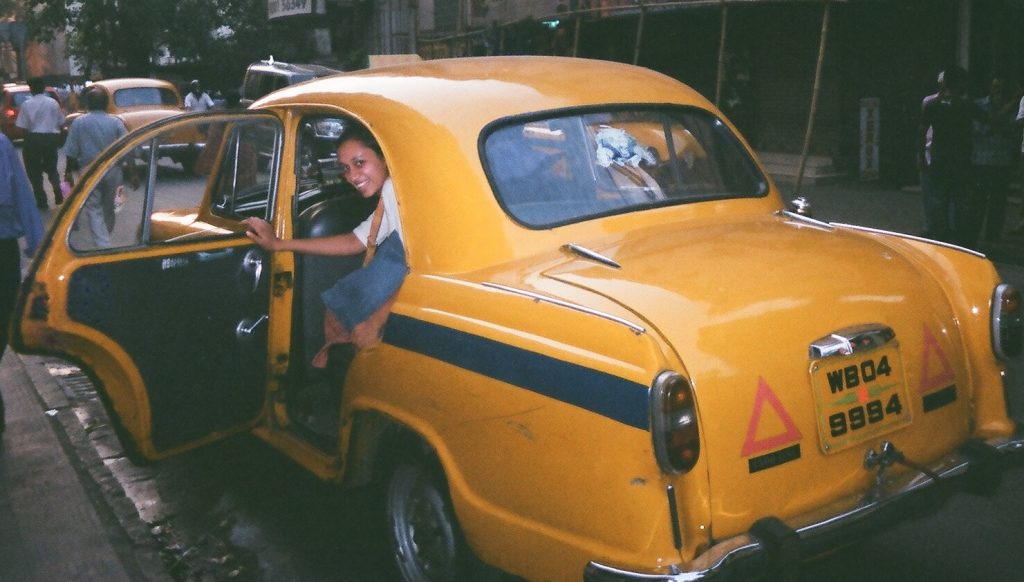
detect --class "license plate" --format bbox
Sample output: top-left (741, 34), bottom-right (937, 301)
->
top-left (810, 345), bottom-right (912, 453)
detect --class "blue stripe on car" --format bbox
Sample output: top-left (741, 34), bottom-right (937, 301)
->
top-left (382, 314), bottom-right (650, 430)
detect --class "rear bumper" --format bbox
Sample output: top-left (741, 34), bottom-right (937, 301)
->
top-left (585, 436), bottom-right (1024, 581)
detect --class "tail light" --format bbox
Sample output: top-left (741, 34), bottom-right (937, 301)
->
top-left (4, 107), bottom-right (15, 119)
top-left (651, 371), bottom-right (700, 474)
top-left (993, 284), bottom-right (1022, 360)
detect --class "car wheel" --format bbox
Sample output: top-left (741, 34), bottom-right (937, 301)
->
top-left (385, 456), bottom-right (496, 582)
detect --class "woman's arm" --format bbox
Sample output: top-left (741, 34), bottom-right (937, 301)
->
top-left (242, 217), bottom-right (367, 256)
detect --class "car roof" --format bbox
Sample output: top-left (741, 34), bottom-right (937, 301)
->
top-left (248, 60), bottom-right (341, 77)
top-left (6, 85), bottom-right (59, 93)
top-left (90, 78), bottom-right (178, 91)
top-left (253, 56), bottom-right (761, 273)
top-left (255, 56), bottom-right (709, 123)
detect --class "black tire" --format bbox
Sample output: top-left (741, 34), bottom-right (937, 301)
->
top-left (385, 455), bottom-right (500, 582)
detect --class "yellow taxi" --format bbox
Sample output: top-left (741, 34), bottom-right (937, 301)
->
top-left (11, 56), bottom-right (1024, 581)
top-left (65, 77), bottom-right (198, 168)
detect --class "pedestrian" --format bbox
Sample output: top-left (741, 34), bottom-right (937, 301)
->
top-left (918, 72), bottom-right (942, 239)
top-left (917, 66), bottom-right (980, 246)
top-left (16, 77), bottom-right (65, 209)
top-left (1015, 84), bottom-right (1024, 235)
top-left (63, 88), bottom-right (128, 247)
top-left (184, 80), bottom-right (215, 112)
top-left (971, 77), bottom-right (1018, 243)
top-left (0, 132), bottom-right (45, 433)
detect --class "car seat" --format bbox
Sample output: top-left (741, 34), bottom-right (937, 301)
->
top-left (294, 193), bottom-right (377, 372)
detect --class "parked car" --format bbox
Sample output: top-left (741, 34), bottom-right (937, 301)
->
top-left (1, 83), bottom-right (66, 141)
top-left (12, 56), bottom-right (1023, 581)
top-left (240, 57), bottom-right (341, 107)
top-left (65, 77), bottom-right (200, 169)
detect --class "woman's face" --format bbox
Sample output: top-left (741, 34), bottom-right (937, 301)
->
top-left (337, 138), bottom-right (389, 198)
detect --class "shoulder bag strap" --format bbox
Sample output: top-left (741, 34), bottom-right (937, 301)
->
top-left (363, 197), bottom-right (386, 266)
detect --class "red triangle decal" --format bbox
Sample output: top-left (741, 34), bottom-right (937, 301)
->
top-left (741, 377), bottom-right (803, 457)
top-left (919, 324), bottom-right (955, 393)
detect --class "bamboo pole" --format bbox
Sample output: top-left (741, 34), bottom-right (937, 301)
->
top-left (633, 6), bottom-right (646, 65)
top-left (573, 14), bottom-right (582, 57)
top-left (792, 0), bottom-right (831, 199)
top-left (715, 0), bottom-right (729, 107)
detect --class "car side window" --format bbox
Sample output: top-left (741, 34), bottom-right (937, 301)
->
top-left (69, 142), bottom-right (147, 251)
top-left (205, 119), bottom-right (279, 219)
top-left (294, 117), bottom-right (353, 212)
top-left (69, 115), bottom-right (281, 252)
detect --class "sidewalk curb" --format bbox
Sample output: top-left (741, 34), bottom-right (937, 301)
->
top-left (15, 353), bottom-right (171, 582)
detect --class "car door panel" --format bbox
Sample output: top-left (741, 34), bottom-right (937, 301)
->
top-left (16, 112), bottom-right (282, 457)
top-left (67, 245), bottom-right (268, 450)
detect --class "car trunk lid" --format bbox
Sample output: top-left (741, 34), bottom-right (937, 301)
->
top-left (542, 212), bottom-right (973, 538)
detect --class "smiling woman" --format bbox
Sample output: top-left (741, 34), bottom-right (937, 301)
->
top-left (243, 121), bottom-right (408, 358)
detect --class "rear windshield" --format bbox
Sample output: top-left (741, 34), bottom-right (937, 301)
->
top-left (482, 107), bottom-right (768, 228)
top-left (113, 87), bottom-right (179, 108)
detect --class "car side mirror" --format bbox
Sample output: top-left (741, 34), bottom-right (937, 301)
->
top-left (788, 196), bottom-right (812, 217)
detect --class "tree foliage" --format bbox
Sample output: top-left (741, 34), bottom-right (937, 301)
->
top-left (0, 0), bottom-right (17, 18)
top-left (20, 0), bottom-right (321, 89)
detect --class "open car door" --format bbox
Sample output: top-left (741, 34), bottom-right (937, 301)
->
top-left (12, 112), bottom-right (283, 459)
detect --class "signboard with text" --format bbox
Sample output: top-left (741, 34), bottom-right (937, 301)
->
top-left (859, 98), bottom-right (880, 181)
top-left (268, 0), bottom-right (312, 19)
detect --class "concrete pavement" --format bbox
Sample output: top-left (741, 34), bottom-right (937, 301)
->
top-left (0, 350), bottom-right (169, 581)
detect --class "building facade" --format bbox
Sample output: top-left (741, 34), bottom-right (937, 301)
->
top-left (402, 0), bottom-right (1022, 186)
top-left (260, 1), bottom-right (1018, 185)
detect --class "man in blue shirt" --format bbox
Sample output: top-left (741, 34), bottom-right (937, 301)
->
top-left (64, 88), bottom-right (128, 247)
top-left (0, 132), bottom-right (43, 433)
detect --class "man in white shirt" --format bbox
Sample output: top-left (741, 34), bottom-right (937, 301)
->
top-left (184, 80), bottom-right (215, 112)
top-left (16, 78), bottom-right (65, 208)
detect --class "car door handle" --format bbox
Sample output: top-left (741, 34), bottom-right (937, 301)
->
top-left (235, 314), bottom-right (268, 340)
top-left (242, 249), bottom-right (263, 292)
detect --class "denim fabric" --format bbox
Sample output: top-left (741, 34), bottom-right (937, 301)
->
top-left (321, 234), bottom-right (408, 331)
top-left (0, 238), bottom-right (15, 430)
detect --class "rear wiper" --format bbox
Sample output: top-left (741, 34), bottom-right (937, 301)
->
top-left (562, 243), bottom-right (621, 269)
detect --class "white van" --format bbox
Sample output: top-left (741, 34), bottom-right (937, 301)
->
top-left (240, 57), bottom-right (341, 107)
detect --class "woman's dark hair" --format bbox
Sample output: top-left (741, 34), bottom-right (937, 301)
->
top-left (338, 124), bottom-right (383, 158)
